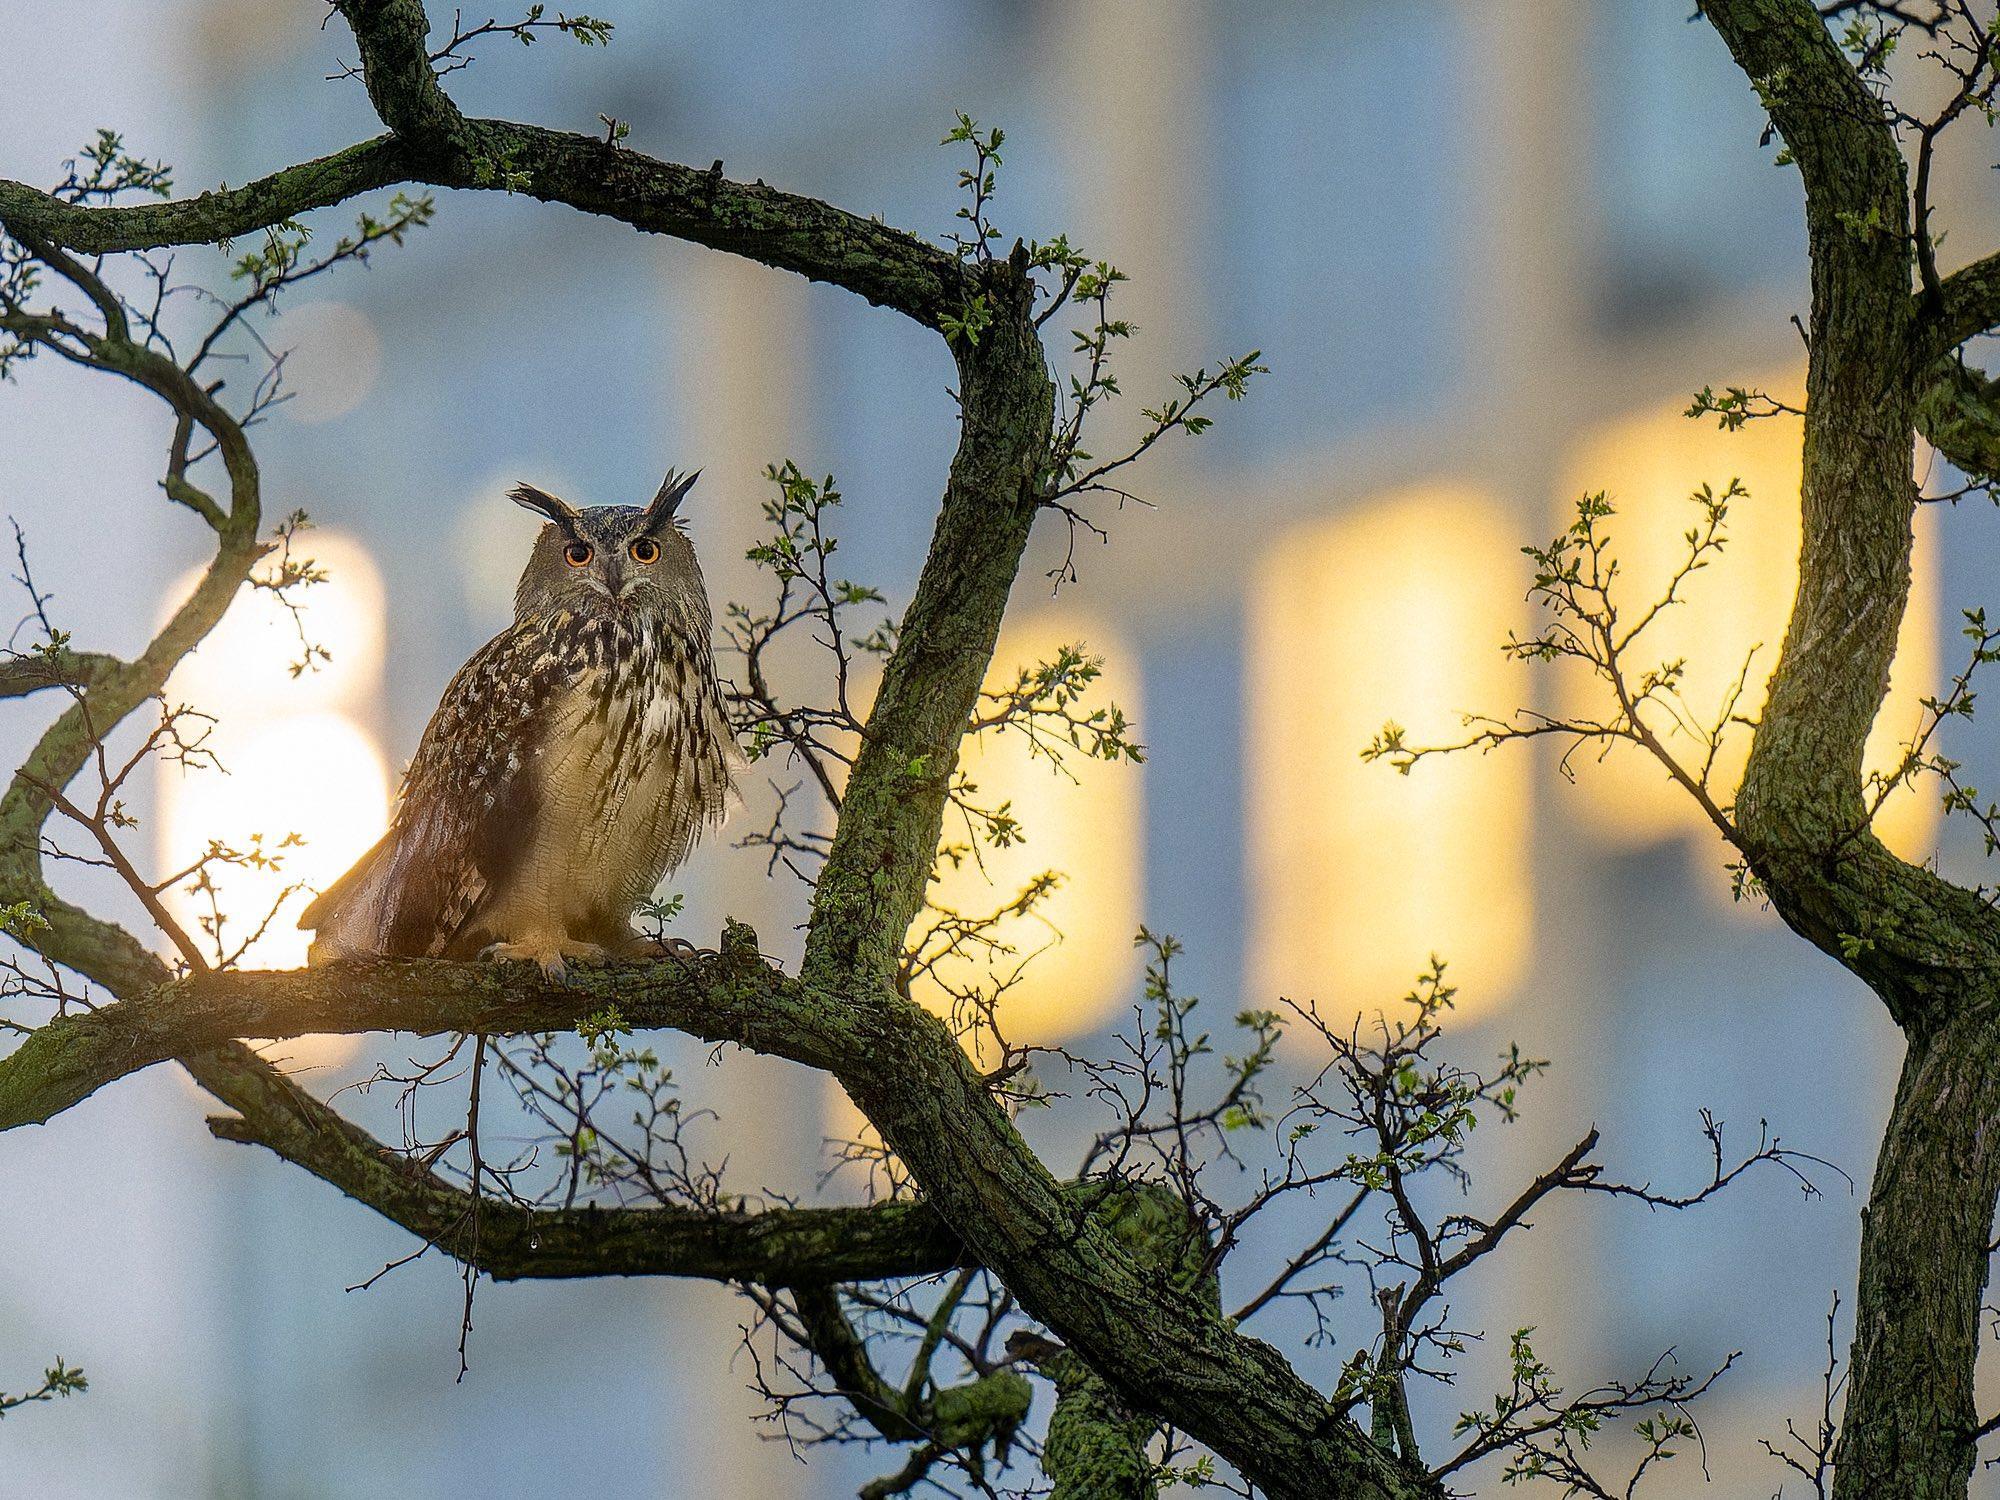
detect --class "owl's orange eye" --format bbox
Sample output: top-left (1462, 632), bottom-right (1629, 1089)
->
top-left (629, 536), bottom-right (662, 565)
top-left (563, 541), bottom-right (594, 568)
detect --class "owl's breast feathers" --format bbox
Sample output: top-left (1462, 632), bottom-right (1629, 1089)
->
top-left (300, 606), bottom-right (735, 961)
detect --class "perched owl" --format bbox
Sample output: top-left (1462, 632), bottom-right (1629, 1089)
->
top-left (300, 471), bottom-right (736, 977)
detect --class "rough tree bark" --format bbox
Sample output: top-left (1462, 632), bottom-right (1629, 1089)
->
top-left (1699, 3), bottom-right (2000, 1495)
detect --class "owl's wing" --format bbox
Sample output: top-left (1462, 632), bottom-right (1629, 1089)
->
top-left (302, 617), bottom-right (572, 958)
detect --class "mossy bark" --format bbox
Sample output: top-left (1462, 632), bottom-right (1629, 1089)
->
top-left (1835, 1010), bottom-right (2000, 1497)
top-left (1699, 4), bottom-right (2000, 1495)
top-left (1037, 1350), bottom-right (1160, 1500)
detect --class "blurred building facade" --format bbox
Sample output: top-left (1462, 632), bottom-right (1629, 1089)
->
top-left (4, 2), bottom-right (1998, 1496)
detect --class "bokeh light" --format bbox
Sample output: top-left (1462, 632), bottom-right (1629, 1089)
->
top-left (914, 612), bottom-right (1143, 1045)
top-left (1246, 485), bottom-right (1532, 1026)
top-left (270, 301), bottom-right (382, 425)
top-left (453, 472), bottom-right (569, 630)
top-left (154, 534), bottom-right (392, 1066)
top-left (1560, 388), bottom-right (1940, 871)
top-left (157, 712), bottom-right (390, 971)
top-left (166, 530), bottom-right (386, 714)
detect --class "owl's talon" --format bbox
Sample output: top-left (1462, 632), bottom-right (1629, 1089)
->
top-left (480, 939), bottom-right (609, 982)
top-left (480, 941), bottom-right (565, 980)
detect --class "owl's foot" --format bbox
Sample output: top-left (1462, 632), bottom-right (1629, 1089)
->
top-left (481, 938), bottom-right (611, 981)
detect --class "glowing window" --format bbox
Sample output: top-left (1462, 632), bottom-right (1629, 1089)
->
top-left (1559, 391), bottom-right (1938, 866)
top-left (1246, 486), bottom-right (1531, 1025)
top-left (914, 613), bottom-right (1143, 1046)
top-left (154, 535), bottom-right (391, 1068)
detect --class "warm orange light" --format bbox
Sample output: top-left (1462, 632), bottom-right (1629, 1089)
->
top-left (1246, 486), bottom-right (1532, 1026)
top-left (914, 613), bottom-right (1143, 1046)
top-left (168, 531), bottom-right (386, 714)
top-left (1560, 389), bottom-right (1939, 868)
top-left (155, 534), bottom-right (393, 1066)
top-left (158, 713), bottom-right (390, 970)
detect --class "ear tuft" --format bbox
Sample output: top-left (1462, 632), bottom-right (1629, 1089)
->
top-left (644, 469), bottom-right (701, 527)
top-left (508, 483), bottom-right (580, 526)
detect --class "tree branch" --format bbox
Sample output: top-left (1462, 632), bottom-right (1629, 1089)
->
top-left (334, 0), bottom-right (470, 140)
top-left (0, 652), bottom-right (119, 699)
top-left (199, 1034), bottom-right (978, 1285)
top-left (0, 10), bottom-right (1436, 1494)
top-left (0, 139), bottom-right (412, 259)
top-left (1700, 0), bottom-right (1914, 832)
top-left (1009, 1334), bottom-right (1161, 1500)
top-left (1931, 248), bottom-right (2000, 354)
top-left (0, 927), bottom-right (850, 1130)
top-left (1917, 351), bottom-right (2000, 486)
top-left (1697, 0), bottom-right (2000, 1029)
top-left (0, 132), bottom-right (967, 329)
top-left (1697, 6), bottom-right (2000, 1498)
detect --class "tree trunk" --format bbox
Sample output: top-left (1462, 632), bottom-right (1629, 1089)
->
top-left (1834, 1007), bottom-right (2000, 1499)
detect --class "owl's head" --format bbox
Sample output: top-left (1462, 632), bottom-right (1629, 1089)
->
top-left (507, 471), bottom-right (705, 625)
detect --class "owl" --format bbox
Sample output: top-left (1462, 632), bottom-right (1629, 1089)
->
top-left (300, 471), bottom-right (737, 978)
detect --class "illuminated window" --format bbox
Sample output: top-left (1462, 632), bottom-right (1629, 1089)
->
top-left (1246, 486), bottom-right (1532, 1025)
top-left (156, 533), bottom-right (391, 1064)
top-left (914, 613), bottom-right (1143, 1045)
top-left (1560, 391), bottom-right (1939, 868)
top-left (159, 714), bottom-right (392, 966)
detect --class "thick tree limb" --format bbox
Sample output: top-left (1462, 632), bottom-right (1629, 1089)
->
top-left (1698, 5), bottom-right (2000, 1498)
top-left (0, 3), bottom-right (967, 328)
top-left (0, 135), bottom-right (967, 329)
top-left (197, 1034), bottom-right (976, 1285)
top-left (800, 255), bottom-right (1049, 986)
top-left (0, 652), bottom-right (120, 699)
top-left (1932, 249), bottom-right (2000, 354)
top-left (1917, 353), bottom-right (2000, 485)
top-left (1701, 0), bottom-right (1915, 832)
top-left (1010, 1337), bottom-right (1160, 1500)
top-left (335, 0), bottom-right (469, 140)
top-left (1696, 0), bottom-right (2000, 1028)
top-left (0, 960), bottom-right (1434, 1495)
top-left (0, 930), bottom-right (846, 1130)
top-left (0, 139), bottom-right (412, 257)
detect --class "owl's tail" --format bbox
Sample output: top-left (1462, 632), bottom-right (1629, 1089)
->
top-left (298, 829), bottom-right (395, 963)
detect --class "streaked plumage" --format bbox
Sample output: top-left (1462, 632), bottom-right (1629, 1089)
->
top-left (300, 472), bottom-right (735, 976)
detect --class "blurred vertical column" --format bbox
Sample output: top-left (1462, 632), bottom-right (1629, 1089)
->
top-left (661, 245), bottom-right (823, 1499)
top-left (673, 248), bottom-right (813, 956)
top-left (1245, 484), bottom-right (1531, 1023)
top-left (1019, 0), bottom-right (1203, 1005)
top-left (1458, 0), bottom-right (1593, 490)
top-left (1448, 0), bottom-right (1609, 1407)
top-left (1039, 0), bottom-right (1207, 471)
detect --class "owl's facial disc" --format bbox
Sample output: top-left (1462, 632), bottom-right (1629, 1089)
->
top-left (572, 524), bottom-right (649, 608)
top-left (510, 476), bottom-right (704, 625)
top-left (598, 556), bottom-right (642, 603)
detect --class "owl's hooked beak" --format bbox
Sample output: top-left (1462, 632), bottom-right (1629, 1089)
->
top-left (586, 557), bottom-right (642, 605)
